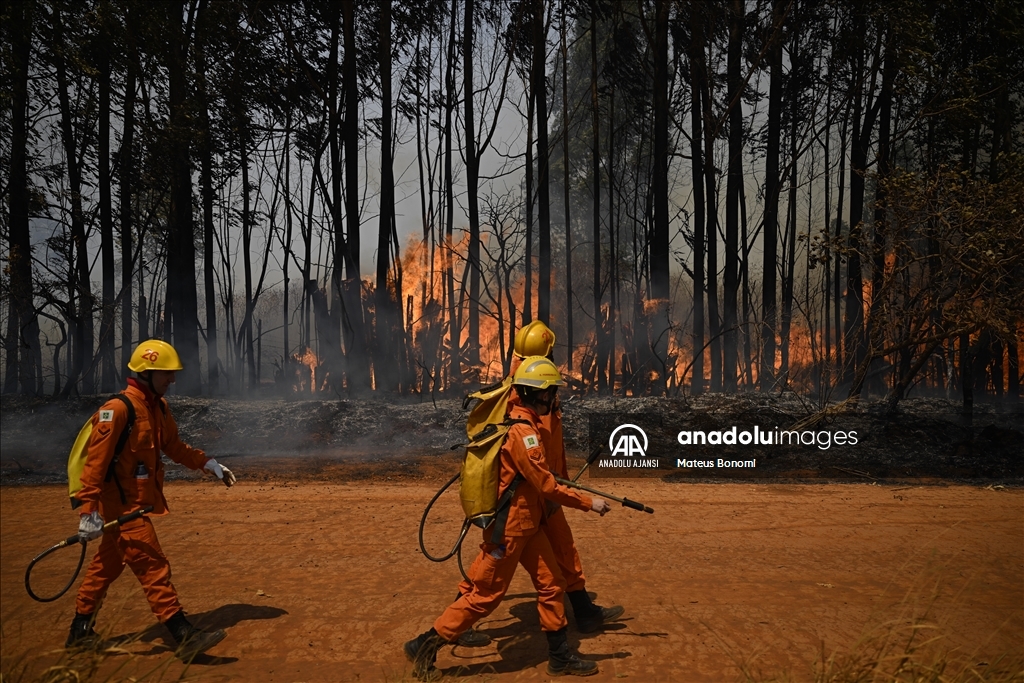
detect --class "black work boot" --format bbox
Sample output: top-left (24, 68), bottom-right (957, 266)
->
top-left (456, 627), bottom-right (491, 647)
top-left (403, 628), bottom-right (445, 681)
top-left (450, 594), bottom-right (490, 647)
top-left (164, 611), bottom-right (226, 661)
top-left (546, 627), bottom-right (598, 677)
top-left (65, 612), bottom-right (101, 649)
top-left (567, 589), bottom-right (624, 634)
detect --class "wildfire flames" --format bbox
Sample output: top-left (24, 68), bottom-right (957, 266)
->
top-left (291, 236), bottom-right (1015, 396)
top-left (397, 235), bottom-right (837, 394)
top-left (293, 347), bottom-right (321, 394)
top-left (399, 235), bottom-right (529, 386)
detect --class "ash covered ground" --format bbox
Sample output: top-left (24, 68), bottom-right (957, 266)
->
top-left (1, 393), bottom-right (1020, 486)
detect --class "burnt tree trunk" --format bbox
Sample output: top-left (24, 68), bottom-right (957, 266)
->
top-left (341, 0), bottom-right (369, 392)
top-left (525, 81), bottom-right (535, 326)
top-left (780, 17), bottom-right (800, 383)
top-left (590, 0), bottom-right (606, 391)
top-left (688, 3), bottom-right (706, 396)
top-left (760, 0), bottom-right (784, 392)
top-left (464, 0), bottom-right (481, 369)
top-left (236, 48), bottom-right (256, 389)
top-left (960, 333), bottom-right (973, 418)
top-left (702, 78), bottom-right (721, 392)
top-left (608, 86), bottom-right (618, 390)
top-left (833, 95), bottom-right (849, 369)
top-left (196, 6), bottom-right (219, 391)
top-left (54, 7), bottom-right (94, 395)
top-left (561, 0), bottom-right (573, 370)
top-left (650, 0), bottom-right (671, 393)
top-left (780, 108), bottom-right (798, 382)
top-left (444, 0), bottom-right (459, 383)
top-left (723, 0), bottom-right (743, 392)
top-left (120, 6), bottom-right (137, 380)
top-left (843, 11), bottom-right (879, 395)
top-left (868, 30), bottom-right (895, 397)
top-left (327, 4), bottom-right (345, 392)
top-left (376, 0), bottom-right (398, 392)
top-left (6, 0), bottom-right (39, 395)
top-left (164, 2), bottom-right (201, 393)
top-left (533, 0), bottom-right (552, 323)
top-left (98, 11), bottom-right (116, 393)
top-left (1008, 337), bottom-right (1019, 401)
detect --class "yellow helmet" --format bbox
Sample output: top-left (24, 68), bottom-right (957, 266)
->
top-left (514, 320), bottom-right (555, 358)
top-left (128, 339), bottom-right (184, 372)
top-left (512, 356), bottom-right (565, 389)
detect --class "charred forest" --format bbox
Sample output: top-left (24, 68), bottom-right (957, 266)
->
top-left (2, 0), bottom-right (1022, 411)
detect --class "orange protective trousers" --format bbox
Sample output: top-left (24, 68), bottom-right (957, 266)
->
top-left (459, 507), bottom-right (586, 593)
top-left (437, 528), bottom-right (567, 641)
top-left (75, 517), bottom-right (181, 622)
top-left (542, 506), bottom-right (586, 593)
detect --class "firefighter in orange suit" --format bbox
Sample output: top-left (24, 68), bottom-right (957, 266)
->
top-left (455, 322), bottom-right (623, 648)
top-left (66, 340), bottom-right (235, 661)
top-left (508, 321), bottom-right (625, 633)
top-left (405, 358), bottom-right (611, 680)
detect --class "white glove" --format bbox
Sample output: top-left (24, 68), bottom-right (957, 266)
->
top-left (204, 458), bottom-right (236, 487)
top-left (78, 511), bottom-right (104, 542)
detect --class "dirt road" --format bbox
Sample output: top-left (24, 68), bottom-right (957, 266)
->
top-left (2, 478), bottom-right (1021, 682)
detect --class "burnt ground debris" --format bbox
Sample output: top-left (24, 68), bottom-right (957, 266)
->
top-left (1, 393), bottom-right (1020, 487)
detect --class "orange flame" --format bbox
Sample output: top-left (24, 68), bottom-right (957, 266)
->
top-left (367, 238), bottom-right (848, 395)
top-left (398, 234), bottom-right (536, 387)
top-left (292, 347), bottom-right (321, 393)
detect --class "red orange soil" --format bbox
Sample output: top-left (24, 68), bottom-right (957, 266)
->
top-left (2, 476), bottom-right (1022, 682)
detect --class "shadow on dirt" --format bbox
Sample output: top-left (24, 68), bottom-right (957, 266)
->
top-left (114, 603), bottom-right (286, 664)
top-left (439, 595), bottom-right (634, 677)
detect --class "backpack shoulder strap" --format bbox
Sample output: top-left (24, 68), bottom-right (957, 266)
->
top-left (105, 394), bottom-right (136, 504)
top-left (489, 473), bottom-right (524, 544)
top-left (110, 394), bottom-right (136, 456)
top-left (485, 418), bottom-right (536, 543)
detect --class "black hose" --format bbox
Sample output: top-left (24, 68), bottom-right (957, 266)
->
top-left (25, 506), bottom-right (154, 603)
top-left (456, 533), bottom-right (471, 584)
top-left (418, 472), bottom-right (470, 560)
top-left (25, 538), bottom-right (87, 603)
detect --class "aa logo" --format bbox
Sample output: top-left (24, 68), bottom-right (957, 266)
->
top-left (141, 349), bottom-right (160, 362)
top-left (608, 424), bottom-right (648, 458)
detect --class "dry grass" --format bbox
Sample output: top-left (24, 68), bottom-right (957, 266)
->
top-left (737, 623), bottom-right (1023, 683)
top-left (735, 563), bottom-right (1023, 683)
top-left (1, 618), bottom-right (199, 683)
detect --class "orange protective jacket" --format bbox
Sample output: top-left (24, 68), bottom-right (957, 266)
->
top-left (507, 356), bottom-right (568, 478)
top-left (77, 380), bottom-right (209, 520)
top-left (500, 404), bottom-right (592, 535)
